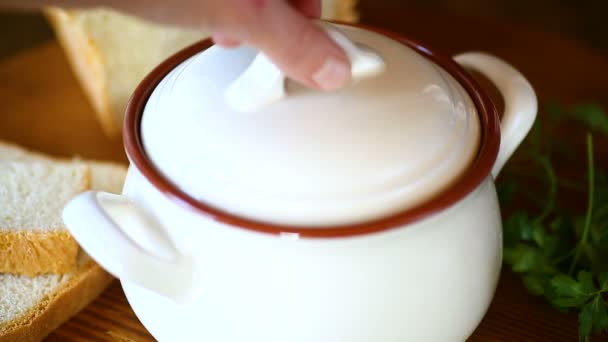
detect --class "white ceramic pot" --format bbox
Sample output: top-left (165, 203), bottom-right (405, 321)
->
top-left (63, 22), bottom-right (537, 342)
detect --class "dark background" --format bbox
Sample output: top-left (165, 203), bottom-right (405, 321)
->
top-left (1, 0), bottom-right (607, 60)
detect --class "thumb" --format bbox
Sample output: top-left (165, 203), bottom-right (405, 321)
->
top-left (244, 1), bottom-right (351, 90)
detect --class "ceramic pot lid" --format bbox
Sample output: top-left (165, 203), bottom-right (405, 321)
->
top-left (140, 23), bottom-right (480, 227)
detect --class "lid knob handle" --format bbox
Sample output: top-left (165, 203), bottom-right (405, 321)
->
top-left (224, 22), bottom-right (385, 113)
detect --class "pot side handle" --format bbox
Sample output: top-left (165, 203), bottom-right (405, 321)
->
top-left (63, 191), bottom-right (193, 302)
top-left (454, 52), bottom-right (538, 178)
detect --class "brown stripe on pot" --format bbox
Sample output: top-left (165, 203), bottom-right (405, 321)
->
top-left (123, 22), bottom-right (500, 238)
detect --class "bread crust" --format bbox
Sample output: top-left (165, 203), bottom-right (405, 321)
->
top-left (44, 7), bottom-right (117, 137)
top-left (0, 261), bottom-right (114, 342)
top-left (0, 231), bottom-right (80, 276)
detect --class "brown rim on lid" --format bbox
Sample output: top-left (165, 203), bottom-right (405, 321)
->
top-left (124, 22), bottom-right (500, 239)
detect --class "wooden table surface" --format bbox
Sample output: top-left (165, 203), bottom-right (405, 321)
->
top-left (1, 3), bottom-right (607, 341)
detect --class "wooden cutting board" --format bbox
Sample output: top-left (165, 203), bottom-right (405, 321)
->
top-left (0, 41), bottom-right (125, 163)
top-left (1, 5), bottom-right (607, 341)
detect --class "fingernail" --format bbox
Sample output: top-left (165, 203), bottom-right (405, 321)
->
top-left (312, 57), bottom-right (351, 90)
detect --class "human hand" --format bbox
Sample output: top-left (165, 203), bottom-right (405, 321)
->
top-left (117, 0), bottom-right (351, 90)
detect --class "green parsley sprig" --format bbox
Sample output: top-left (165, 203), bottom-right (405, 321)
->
top-left (497, 103), bottom-right (608, 341)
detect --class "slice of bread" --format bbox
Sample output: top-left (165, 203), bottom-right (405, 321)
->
top-left (0, 162), bottom-right (90, 276)
top-left (45, 0), bottom-right (359, 137)
top-left (0, 141), bottom-right (128, 276)
top-left (0, 141), bottom-right (127, 193)
top-left (0, 255), bottom-right (113, 342)
top-left (45, 8), bottom-right (203, 136)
